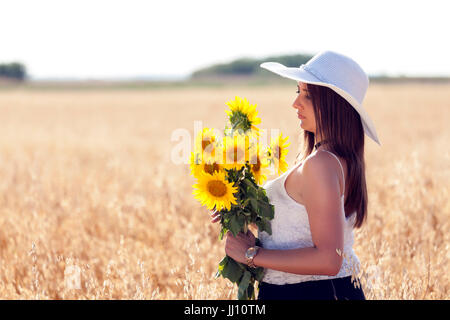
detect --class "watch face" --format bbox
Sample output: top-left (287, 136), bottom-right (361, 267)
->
top-left (246, 247), bottom-right (255, 259)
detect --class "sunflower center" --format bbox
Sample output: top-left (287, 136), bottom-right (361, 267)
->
top-left (202, 139), bottom-right (213, 151)
top-left (204, 163), bottom-right (220, 175)
top-left (252, 157), bottom-right (261, 172)
top-left (202, 139), bottom-right (216, 159)
top-left (207, 180), bottom-right (228, 197)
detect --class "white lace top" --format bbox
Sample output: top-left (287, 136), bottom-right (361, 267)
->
top-left (258, 150), bottom-right (361, 285)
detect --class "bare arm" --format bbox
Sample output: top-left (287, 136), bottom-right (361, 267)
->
top-left (226, 154), bottom-right (345, 276)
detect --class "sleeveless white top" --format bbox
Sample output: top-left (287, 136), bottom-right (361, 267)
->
top-left (258, 150), bottom-right (361, 285)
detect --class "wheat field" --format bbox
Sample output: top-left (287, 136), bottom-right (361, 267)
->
top-left (0, 83), bottom-right (448, 299)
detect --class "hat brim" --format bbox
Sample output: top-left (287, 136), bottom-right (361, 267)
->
top-left (260, 62), bottom-right (323, 84)
top-left (260, 62), bottom-right (381, 146)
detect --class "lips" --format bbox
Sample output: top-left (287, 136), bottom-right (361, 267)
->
top-left (297, 112), bottom-right (306, 119)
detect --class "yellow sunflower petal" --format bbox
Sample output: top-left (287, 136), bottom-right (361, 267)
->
top-left (192, 171), bottom-right (239, 212)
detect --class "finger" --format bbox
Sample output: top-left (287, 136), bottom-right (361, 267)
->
top-left (210, 211), bottom-right (220, 223)
top-left (233, 235), bottom-right (250, 248)
top-left (211, 210), bottom-right (219, 217)
top-left (238, 231), bottom-right (253, 241)
top-left (237, 232), bottom-right (247, 240)
top-left (240, 232), bottom-right (255, 246)
top-left (211, 215), bottom-right (220, 223)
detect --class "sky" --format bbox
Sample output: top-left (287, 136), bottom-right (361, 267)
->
top-left (1, 0), bottom-right (449, 80)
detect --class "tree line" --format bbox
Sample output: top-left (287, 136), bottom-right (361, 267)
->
top-left (0, 62), bottom-right (27, 81)
top-left (190, 53), bottom-right (314, 79)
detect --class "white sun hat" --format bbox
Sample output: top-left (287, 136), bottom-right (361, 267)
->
top-left (260, 50), bottom-right (381, 146)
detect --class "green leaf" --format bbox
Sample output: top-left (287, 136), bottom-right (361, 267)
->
top-left (247, 176), bottom-right (258, 187)
top-left (247, 188), bottom-right (256, 198)
top-left (250, 198), bottom-right (259, 213)
top-left (237, 213), bottom-right (246, 228)
top-left (215, 256), bottom-right (228, 279)
top-left (264, 222), bottom-right (272, 235)
top-left (253, 267), bottom-right (266, 282)
top-left (219, 227), bottom-right (228, 241)
top-left (229, 215), bottom-right (241, 236)
top-left (258, 201), bottom-right (274, 219)
top-left (244, 179), bottom-right (257, 194)
top-left (220, 256), bottom-right (244, 283)
top-left (218, 255), bottom-right (228, 269)
top-left (223, 214), bottom-right (231, 225)
top-left (236, 261), bottom-right (248, 271)
top-left (237, 271), bottom-right (252, 300)
top-left (241, 198), bottom-right (250, 207)
top-left (255, 218), bottom-right (272, 235)
top-left (256, 188), bottom-right (269, 201)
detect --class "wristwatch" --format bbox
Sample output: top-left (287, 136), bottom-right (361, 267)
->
top-left (245, 246), bottom-right (261, 268)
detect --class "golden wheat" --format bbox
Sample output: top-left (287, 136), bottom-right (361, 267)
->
top-left (0, 83), bottom-right (448, 299)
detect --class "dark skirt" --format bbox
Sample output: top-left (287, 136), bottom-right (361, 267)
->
top-left (257, 276), bottom-right (366, 300)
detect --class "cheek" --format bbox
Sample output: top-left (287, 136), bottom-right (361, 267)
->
top-left (305, 103), bottom-right (315, 119)
top-left (301, 105), bottom-right (316, 129)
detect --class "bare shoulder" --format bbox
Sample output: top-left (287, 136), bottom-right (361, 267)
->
top-left (303, 151), bottom-right (338, 172)
top-left (301, 151), bottom-right (341, 186)
top-left (299, 151), bottom-right (343, 210)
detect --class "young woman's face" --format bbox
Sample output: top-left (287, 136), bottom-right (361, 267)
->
top-left (292, 82), bottom-right (316, 133)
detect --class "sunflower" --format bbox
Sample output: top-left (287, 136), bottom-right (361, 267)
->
top-left (192, 170), bottom-right (239, 211)
top-left (225, 96), bottom-right (261, 134)
top-left (189, 152), bottom-right (223, 178)
top-left (247, 142), bottom-right (271, 185)
top-left (194, 127), bottom-right (219, 163)
top-left (269, 133), bottom-right (290, 175)
top-left (222, 133), bottom-right (251, 171)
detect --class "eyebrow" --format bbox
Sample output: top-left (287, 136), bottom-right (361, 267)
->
top-left (297, 85), bottom-right (308, 91)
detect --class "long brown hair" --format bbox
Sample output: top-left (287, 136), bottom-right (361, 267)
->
top-left (295, 83), bottom-right (368, 228)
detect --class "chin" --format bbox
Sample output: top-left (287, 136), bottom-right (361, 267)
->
top-left (303, 128), bottom-right (314, 133)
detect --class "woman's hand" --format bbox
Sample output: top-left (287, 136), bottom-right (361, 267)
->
top-left (210, 210), bottom-right (220, 223)
top-left (225, 230), bottom-right (256, 264)
top-left (210, 210), bottom-right (259, 264)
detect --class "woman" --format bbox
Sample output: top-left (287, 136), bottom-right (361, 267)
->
top-left (212, 50), bottom-right (381, 300)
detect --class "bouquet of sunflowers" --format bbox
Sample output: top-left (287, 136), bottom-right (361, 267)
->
top-left (189, 96), bottom-right (290, 300)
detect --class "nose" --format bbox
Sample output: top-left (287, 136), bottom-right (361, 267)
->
top-left (292, 97), bottom-right (303, 110)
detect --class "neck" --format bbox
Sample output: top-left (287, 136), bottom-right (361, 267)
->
top-left (314, 138), bottom-right (328, 151)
